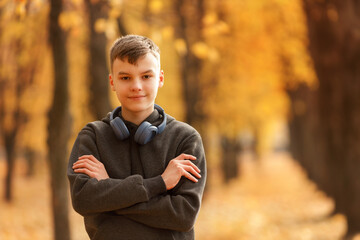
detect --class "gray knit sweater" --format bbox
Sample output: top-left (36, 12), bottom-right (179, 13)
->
top-left (67, 109), bottom-right (207, 240)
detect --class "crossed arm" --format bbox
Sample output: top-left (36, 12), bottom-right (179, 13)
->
top-left (72, 153), bottom-right (202, 190)
top-left (68, 126), bottom-right (206, 231)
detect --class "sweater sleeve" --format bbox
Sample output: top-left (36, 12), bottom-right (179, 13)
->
top-left (115, 132), bottom-right (207, 232)
top-left (67, 126), bottom-right (166, 216)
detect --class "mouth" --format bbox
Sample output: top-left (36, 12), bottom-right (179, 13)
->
top-left (128, 95), bottom-right (145, 100)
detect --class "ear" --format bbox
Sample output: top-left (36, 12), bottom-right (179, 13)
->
top-left (109, 74), bottom-right (115, 91)
top-left (158, 70), bottom-right (164, 88)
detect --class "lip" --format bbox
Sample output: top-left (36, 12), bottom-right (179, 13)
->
top-left (128, 95), bottom-right (145, 100)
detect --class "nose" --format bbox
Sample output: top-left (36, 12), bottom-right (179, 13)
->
top-left (130, 78), bottom-right (142, 92)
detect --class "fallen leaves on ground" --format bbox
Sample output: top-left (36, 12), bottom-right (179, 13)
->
top-left (0, 153), bottom-right (352, 239)
top-left (195, 153), bottom-right (347, 240)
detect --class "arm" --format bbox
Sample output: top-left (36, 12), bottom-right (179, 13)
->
top-left (161, 153), bottom-right (201, 190)
top-left (115, 132), bottom-right (207, 232)
top-left (72, 154), bottom-right (109, 180)
top-left (67, 126), bottom-right (165, 216)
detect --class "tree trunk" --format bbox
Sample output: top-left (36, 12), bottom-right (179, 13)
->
top-left (24, 147), bottom-right (36, 177)
top-left (85, 0), bottom-right (112, 120)
top-left (0, 52), bottom-right (26, 202)
top-left (286, 84), bottom-right (329, 190)
top-left (4, 133), bottom-right (15, 201)
top-left (116, 15), bottom-right (128, 36)
top-left (173, 0), bottom-right (206, 131)
top-left (0, 85), bottom-right (18, 202)
top-left (220, 135), bottom-right (241, 183)
top-left (48, 0), bottom-right (71, 238)
top-left (302, 0), bottom-right (360, 236)
top-left (172, 0), bottom-right (209, 194)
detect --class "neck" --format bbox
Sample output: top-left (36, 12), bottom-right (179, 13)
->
top-left (121, 106), bottom-right (154, 126)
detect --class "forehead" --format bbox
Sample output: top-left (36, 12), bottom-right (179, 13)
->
top-left (112, 53), bottom-right (160, 74)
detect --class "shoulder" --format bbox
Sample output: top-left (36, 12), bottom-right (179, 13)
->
top-left (163, 115), bottom-right (205, 159)
top-left (78, 121), bottom-right (105, 136)
top-left (166, 114), bottom-right (197, 132)
top-left (78, 113), bottom-right (112, 138)
top-left (165, 114), bottom-right (202, 141)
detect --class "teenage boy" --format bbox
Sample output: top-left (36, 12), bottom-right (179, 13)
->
top-left (67, 35), bottom-right (207, 240)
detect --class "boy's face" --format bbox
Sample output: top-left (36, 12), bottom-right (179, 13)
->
top-left (109, 53), bottom-right (164, 122)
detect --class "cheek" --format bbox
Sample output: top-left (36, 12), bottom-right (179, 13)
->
top-left (146, 82), bottom-right (159, 94)
top-left (150, 85), bottom-right (160, 97)
top-left (114, 84), bottom-right (126, 97)
top-left (118, 87), bottom-right (127, 96)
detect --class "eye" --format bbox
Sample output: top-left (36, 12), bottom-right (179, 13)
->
top-left (120, 76), bottom-right (130, 80)
top-left (142, 75), bottom-right (152, 79)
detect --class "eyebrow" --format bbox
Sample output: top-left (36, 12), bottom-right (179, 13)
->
top-left (141, 69), bottom-right (155, 74)
top-left (117, 71), bottom-right (130, 76)
top-left (116, 69), bottom-right (155, 76)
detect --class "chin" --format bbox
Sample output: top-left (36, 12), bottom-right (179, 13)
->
top-left (126, 102), bottom-right (153, 112)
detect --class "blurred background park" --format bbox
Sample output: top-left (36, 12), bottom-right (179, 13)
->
top-left (1, 0), bottom-right (360, 239)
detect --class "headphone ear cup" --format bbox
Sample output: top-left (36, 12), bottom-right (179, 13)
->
top-left (110, 117), bottom-right (130, 140)
top-left (135, 121), bottom-right (158, 145)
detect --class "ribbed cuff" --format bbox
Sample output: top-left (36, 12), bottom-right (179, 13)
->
top-left (143, 175), bottom-right (167, 199)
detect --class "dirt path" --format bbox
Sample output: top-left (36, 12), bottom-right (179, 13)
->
top-left (195, 153), bottom-right (347, 240)
top-left (0, 153), bottom-right (350, 239)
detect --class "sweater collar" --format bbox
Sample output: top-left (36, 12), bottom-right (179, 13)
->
top-left (122, 108), bottom-right (161, 128)
top-left (103, 107), bottom-right (166, 131)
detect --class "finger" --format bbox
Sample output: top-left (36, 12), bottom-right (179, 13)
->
top-left (78, 155), bottom-right (99, 164)
top-left (182, 165), bottom-right (202, 178)
top-left (182, 170), bottom-right (198, 183)
top-left (74, 158), bottom-right (95, 165)
top-left (73, 162), bottom-right (95, 171)
top-left (78, 155), bottom-right (93, 160)
top-left (88, 155), bottom-right (100, 164)
top-left (74, 168), bottom-right (95, 178)
top-left (176, 153), bottom-right (197, 161)
top-left (182, 160), bottom-right (201, 173)
top-left (73, 159), bottom-right (97, 168)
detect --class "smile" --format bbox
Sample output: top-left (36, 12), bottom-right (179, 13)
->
top-left (129, 95), bottom-right (145, 99)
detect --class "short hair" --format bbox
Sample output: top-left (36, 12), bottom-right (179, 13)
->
top-left (109, 35), bottom-right (160, 72)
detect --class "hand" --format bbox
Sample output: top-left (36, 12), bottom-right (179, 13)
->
top-left (72, 155), bottom-right (109, 181)
top-left (161, 153), bottom-right (201, 190)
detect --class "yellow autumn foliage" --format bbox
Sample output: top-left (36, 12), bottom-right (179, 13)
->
top-left (200, 0), bottom-right (315, 154)
top-left (171, 38), bottom-right (185, 56)
top-left (191, 42), bottom-right (209, 59)
top-left (2, 0), bottom-right (360, 239)
top-left (59, 11), bottom-right (83, 31)
top-left (149, 0), bottom-right (163, 14)
top-left (0, 0), bottom-right (317, 163)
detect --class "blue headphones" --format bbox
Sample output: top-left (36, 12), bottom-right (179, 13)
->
top-left (110, 104), bottom-right (167, 145)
